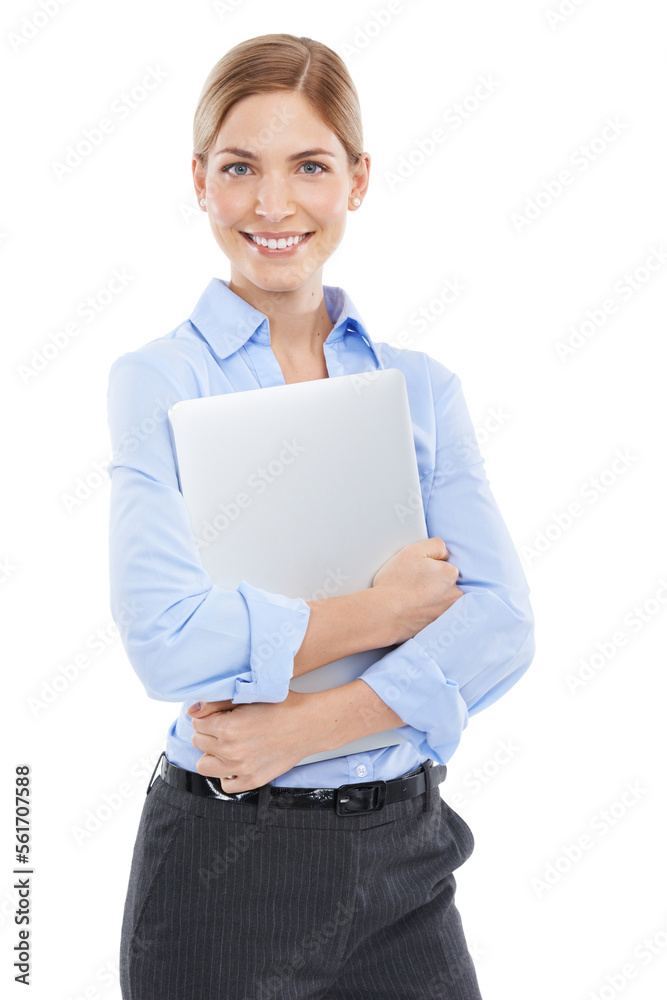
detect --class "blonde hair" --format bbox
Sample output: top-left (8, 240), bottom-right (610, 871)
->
top-left (193, 33), bottom-right (363, 174)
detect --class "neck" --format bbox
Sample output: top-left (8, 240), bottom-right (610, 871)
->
top-left (228, 276), bottom-right (334, 357)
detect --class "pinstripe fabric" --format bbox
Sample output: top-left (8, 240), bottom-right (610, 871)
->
top-left (119, 759), bottom-right (482, 999)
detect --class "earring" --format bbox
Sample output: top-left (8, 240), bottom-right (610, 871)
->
top-left (352, 197), bottom-right (361, 207)
top-left (200, 198), bottom-right (206, 206)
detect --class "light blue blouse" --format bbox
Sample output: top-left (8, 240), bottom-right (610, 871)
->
top-left (106, 277), bottom-right (535, 787)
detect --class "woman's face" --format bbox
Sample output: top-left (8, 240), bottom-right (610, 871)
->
top-left (193, 90), bottom-right (369, 294)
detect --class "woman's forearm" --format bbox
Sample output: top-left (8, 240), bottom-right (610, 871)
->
top-left (292, 588), bottom-right (399, 678)
top-left (305, 680), bottom-right (407, 752)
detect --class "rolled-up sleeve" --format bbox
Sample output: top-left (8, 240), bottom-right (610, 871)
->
top-left (106, 351), bottom-right (311, 704)
top-left (358, 357), bottom-right (536, 764)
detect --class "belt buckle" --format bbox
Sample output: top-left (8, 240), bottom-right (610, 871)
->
top-left (335, 779), bottom-right (386, 816)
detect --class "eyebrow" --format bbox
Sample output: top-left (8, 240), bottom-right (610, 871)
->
top-left (214, 146), bottom-right (337, 161)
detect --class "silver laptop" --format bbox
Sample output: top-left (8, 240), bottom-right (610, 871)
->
top-left (167, 368), bottom-right (428, 765)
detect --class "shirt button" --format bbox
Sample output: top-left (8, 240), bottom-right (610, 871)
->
top-left (355, 765), bottom-right (368, 778)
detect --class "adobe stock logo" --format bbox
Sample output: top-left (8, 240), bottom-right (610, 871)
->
top-left (193, 439), bottom-right (306, 550)
top-left (564, 578), bottom-right (667, 695)
top-left (510, 117), bottom-right (628, 233)
top-left (521, 448), bottom-right (638, 565)
top-left (7, 0), bottom-right (70, 52)
top-left (554, 245), bottom-right (667, 361)
top-left (530, 780), bottom-right (648, 898)
top-left (385, 75), bottom-right (501, 191)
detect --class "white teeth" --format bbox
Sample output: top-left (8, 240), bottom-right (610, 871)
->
top-left (248, 233), bottom-right (309, 248)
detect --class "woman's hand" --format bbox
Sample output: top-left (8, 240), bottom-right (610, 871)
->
top-left (372, 536), bottom-right (463, 643)
top-left (186, 690), bottom-right (325, 792)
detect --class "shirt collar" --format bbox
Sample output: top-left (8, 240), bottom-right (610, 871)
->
top-left (189, 276), bottom-right (382, 368)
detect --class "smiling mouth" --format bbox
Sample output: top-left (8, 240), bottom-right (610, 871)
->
top-left (241, 232), bottom-right (314, 249)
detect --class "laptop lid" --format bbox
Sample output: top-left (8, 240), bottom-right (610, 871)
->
top-left (168, 368), bottom-right (428, 765)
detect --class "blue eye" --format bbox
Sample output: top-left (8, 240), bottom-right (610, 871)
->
top-left (221, 162), bottom-right (251, 176)
top-left (221, 160), bottom-right (328, 176)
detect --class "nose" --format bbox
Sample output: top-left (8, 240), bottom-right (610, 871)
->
top-left (254, 173), bottom-right (295, 223)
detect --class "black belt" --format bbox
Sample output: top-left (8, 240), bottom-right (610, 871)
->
top-left (155, 753), bottom-right (447, 816)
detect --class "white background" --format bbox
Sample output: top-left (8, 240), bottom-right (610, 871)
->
top-left (2, 1), bottom-right (666, 998)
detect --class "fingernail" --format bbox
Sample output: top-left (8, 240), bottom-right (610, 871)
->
top-left (188, 702), bottom-right (202, 713)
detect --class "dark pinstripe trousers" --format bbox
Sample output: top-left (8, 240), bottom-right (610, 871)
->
top-left (119, 757), bottom-right (483, 999)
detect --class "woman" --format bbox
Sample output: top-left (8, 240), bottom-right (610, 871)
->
top-left (108, 33), bottom-right (535, 1000)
